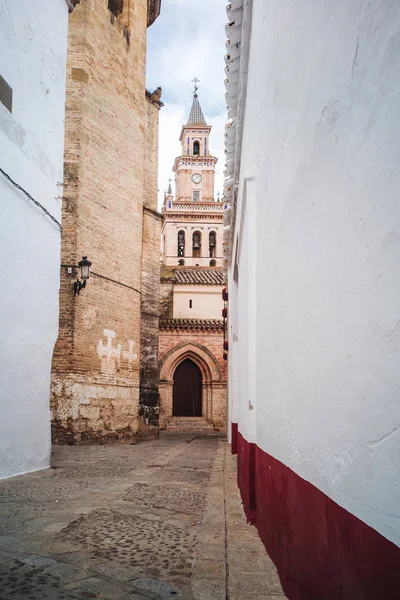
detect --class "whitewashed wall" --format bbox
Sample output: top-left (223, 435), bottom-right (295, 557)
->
top-left (173, 285), bottom-right (224, 319)
top-left (229, 0), bottom-right (400, 546)
top-left (0, 0), bottom-right (69, 478)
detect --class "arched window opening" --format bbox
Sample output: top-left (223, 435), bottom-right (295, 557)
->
top-left (108, 0), bottom-right (123, 17)
top-left (178, 230), bottom-right (185, 257)
top-left (210, 260), bottom-right (216, 267)
top-left (178, 259), bottom-right (185, 266)
top-left (209, 231), bottom-right (216, 258)
top-left (192, 231), bottom-right (201, 258)
top-left (193, 141), bottom-right (200, 156)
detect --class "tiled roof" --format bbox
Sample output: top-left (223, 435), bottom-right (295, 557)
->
top-left (160, 319), bottom-right (224, 331)
top-left (187, 94), bottom-right (207, 125)
top-left (174, 269), bottom-right (224, 285)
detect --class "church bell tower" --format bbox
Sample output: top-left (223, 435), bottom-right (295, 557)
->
top-left (162, 85), bottom-right (223, 268)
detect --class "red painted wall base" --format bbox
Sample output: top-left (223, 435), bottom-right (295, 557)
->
top-left (236, 430), bottom-right (400, 600)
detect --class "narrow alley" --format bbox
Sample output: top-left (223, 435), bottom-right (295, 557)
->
top-left (0, 435), bottom-right (285, 600)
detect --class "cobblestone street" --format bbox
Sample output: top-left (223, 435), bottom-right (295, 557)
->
top-left (0, 435), bottom-right (286, 600)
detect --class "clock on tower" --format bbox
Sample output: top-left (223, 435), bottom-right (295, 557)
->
top-left (161, 87), bottom-right (223, 268)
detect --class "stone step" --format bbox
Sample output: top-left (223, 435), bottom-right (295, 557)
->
top-left (168, 417), bottom-right (208, 422)
top-left (166, 426), bottom-right (216, 432)
top-left (167, 420), bottom-right (213, 426)
top-left (166, 424), bottom-right (214, 430)
top-left (165, 417), bottom-right (215, 432)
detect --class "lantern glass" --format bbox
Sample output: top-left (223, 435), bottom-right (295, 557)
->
top-left (78, 256), bottom-right (92, 280)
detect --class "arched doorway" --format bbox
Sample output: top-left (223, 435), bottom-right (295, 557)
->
top-left (173, 359), bottom-right (202, 417)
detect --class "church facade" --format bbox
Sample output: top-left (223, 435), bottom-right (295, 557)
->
top-left (158, 91), bottom-right (227, 433)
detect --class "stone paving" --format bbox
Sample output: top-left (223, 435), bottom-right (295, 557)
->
top-left (0, 434), bottom-right (286, 600)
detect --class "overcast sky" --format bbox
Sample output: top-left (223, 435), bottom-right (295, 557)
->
top-left (146, 0), bottom-right (227, 208)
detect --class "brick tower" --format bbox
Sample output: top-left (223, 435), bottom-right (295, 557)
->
top-left (158, 87), bottom-right (227, 433)
top-left (161, 86), bottom-right (224, 268)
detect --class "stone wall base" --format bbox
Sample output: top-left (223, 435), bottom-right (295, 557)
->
top-left (51, 374), bottom-right (139, 444)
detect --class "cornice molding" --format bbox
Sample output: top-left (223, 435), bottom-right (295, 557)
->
top-left (160, 319), bottom-right (224, 332)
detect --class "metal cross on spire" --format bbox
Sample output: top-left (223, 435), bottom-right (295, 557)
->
top-left (192, 77), bottom-right (200, 95)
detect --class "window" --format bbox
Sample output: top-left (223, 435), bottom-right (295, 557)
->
top-left (193, 191), bottom-right (200, 201)
top-left (192, 231), bottom-right (201, 258)
top-left (209, 231), bottom-right (216, 258)
top-left (108, 0), bottom-right (123, 17)
top-left (189, 299), bottom-right (193, 308)
top-left (177, 230), bottom-right (185, 257)
top-left (193, 141), bottom-right (200, 155)
top-left (178, 259), bottom-right (185, 266)
top-left (210, 260), bottom-right (216, 267)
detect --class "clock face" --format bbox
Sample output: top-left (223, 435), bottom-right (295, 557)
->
top-left (191, 173), bottom-right (202, 184)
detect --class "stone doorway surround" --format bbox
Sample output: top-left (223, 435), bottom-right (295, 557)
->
top-left (159, 342), bottom-right (226, 431)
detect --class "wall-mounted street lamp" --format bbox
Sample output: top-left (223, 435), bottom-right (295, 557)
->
top-left (73, 256), bottom-right (92, 296)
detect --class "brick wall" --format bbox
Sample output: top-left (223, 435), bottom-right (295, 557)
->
top-left (159, 329), bottom-right (227, 379)
top-left (140, 206), bottom-right (162, 427)
top-left (139, 97), bottom-right (162, 429)
top-left (51, 0), bottom-right (160, 443)
top-left (158, 326), bottom-right (227, 430)
top-left (160, 269), bottom-right (175, 318)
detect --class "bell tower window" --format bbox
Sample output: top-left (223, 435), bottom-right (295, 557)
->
top-left (209, 231), bottom-right (216, 258)
top-left (193, 141), bottom-right (200, 156)
top-left (192, 231), bottom-right (201, 258)
top-left (178, 230), bottom-right (185, 257)
top-left (193, 191), bottom-right (200, 201)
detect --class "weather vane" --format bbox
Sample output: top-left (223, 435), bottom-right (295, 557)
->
top-left (192, 77), bottom-right (200, 94)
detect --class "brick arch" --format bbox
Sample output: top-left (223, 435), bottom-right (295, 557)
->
top-left (159, 342), bottom-right (222, 383)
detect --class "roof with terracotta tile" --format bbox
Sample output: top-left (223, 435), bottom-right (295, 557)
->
top-left (174, 269), bottom-right (224, 285)
top-left (160, 319), bottom-right (224, 331)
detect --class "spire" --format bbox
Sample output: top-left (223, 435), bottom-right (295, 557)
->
top-left (167, 179), bottom-right (172, 195)
top-left (187, 77), bottom-right (207, 125)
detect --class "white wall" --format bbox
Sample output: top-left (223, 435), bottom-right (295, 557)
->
top-left (229, 0), bottom-right (400, 547)
top-left (174, 284), bottom-right (224, 319)
top-left (0, 0), bottom-right (69, 478)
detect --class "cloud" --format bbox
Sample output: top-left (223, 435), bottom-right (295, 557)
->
top-left (147, 0), bottom-right (227, 207)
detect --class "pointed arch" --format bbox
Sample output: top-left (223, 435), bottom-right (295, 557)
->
top-left (159, 342), bottom-right (222, 383)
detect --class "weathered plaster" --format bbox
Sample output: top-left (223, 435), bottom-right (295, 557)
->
top-left (228, 0), bottom-right (400, 547)
top-left (0, 0), bottom-right (69, 479)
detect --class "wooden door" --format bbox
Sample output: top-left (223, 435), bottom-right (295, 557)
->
top-left (173, 359), bottom-right (202, 417)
